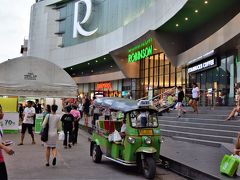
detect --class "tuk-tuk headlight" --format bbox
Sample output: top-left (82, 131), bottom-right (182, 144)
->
top-left (144, 137), bottom-right (151, 145)
top-left (127, 137), bottom-right (136, 144)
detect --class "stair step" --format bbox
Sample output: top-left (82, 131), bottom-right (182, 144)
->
top-left (160, 124), bottom-right (238, 137)
top-left (161, 129), bottom-right (234, 143)
top-left (163, 113), bottom-right (227, 119)
top-left (167, 110), bottom-right (232, 115)
top-left (158, 116), bottom-right (240, 126)
top-left (171, 136), bottom-right (222, 147)
top-left (158, 120), bottom-right (240, 131)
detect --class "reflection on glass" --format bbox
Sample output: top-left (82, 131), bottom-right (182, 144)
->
top-left (176, 72), bottom-right (182, 86)
top-left (171, 73), bottom-right (175, 86)
top-left (159, 76), bottom-right (163, 87)
top-left (165, 64), bottom-right (169, 74)
top-left (159, 66), bottom-right (164, 75)
top-left (171, 65), bottom-right (175, 74)
top-left (150, 57), bottom-right (154, 68)
top-left (165, 75), bottom-right (169, 87)
top-left (160, 53), bottom-right (164, 66)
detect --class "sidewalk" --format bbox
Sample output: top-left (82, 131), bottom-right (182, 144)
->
top-left (161, 137), bottom-right (239, 179)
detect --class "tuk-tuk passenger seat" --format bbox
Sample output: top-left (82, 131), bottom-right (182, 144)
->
top-left (95, 120), bottom-right (123, 135)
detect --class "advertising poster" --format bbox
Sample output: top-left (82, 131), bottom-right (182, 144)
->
top-left (35, 114), bottom-right (43, 134)
top-left (0, 97), bottom-right (18, 112)
top-left (2, 113), bottom-right (19, 133)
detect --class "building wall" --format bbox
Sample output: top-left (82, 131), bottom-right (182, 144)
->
top-left (28, 0), bottom-right (187, 68)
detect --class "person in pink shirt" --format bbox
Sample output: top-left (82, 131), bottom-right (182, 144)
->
top-left (0, 129), bottom-right (14, 180)
top-left (70, 105), bottom-right (81, 145)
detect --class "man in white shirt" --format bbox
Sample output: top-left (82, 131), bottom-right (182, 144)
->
top-left (18, 101), bottom-right (36, 145)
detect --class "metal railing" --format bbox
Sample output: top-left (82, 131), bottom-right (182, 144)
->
top-left (137, 87), bottom-right (176, 102)
top-left (138, 87), bottom-right (233, 109)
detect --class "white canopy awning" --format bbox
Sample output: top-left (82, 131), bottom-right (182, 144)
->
top-left (0, 56), bottom-right (78, 97)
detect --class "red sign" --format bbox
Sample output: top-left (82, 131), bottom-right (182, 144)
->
top-left (96, 82), bottom-right (112, 91)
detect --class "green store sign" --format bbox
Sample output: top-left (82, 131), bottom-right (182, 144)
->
top-left (128, 38), bottom-right (153, 63)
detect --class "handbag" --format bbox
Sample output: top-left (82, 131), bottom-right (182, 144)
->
top-left (41, 115), bottom-right (50, 142)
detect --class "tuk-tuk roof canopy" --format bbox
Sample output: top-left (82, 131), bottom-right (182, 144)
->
top-left (94, 97), bottom-right (157, 113)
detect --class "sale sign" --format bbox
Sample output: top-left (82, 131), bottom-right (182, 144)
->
top-left (2, 113), bottom-right (19, 133)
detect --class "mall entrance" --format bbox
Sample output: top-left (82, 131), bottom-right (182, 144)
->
top-left (188, 54), bottom-right (238, 106)
top-left (137, 52), bottom-right (186, 99)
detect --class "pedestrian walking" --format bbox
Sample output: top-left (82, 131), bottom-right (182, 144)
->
top-left (61, 108), bottom-right (74, 148)
top-left (41, 105), bottom-right (51, 146)
top-left (176, 86), bottom-right (186, 118)
top-left (42, 104), bottom-right (51, 120)
top-left (70, 105), bottom-right (81, 145)
top-left (42, 104), bottom-right (61, 166)
top-left (83, 96), bottom-right (90, 126)
top-left (77, 100), bottom-right (83, 120)
top-left (92, 96), bottom-right (101, 128)
top-left (189, 83), bottom-right (199, 113)
top-left (18, 101), bottom-right (36, 145)
top-left (0, 127), bottom-right (14, 180)
top-left (34, 99), bottom-right (42, 114)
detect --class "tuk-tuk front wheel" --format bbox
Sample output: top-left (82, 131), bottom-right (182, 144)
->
top-left (142, 156), bottom-right (156, 179)
top-left (92, 144), bottom-right (102, 163)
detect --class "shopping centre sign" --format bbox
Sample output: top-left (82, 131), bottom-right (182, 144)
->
top-left (187, 59), bottom-right (216, 74)
top-left (96, 82), bottom-right (112, 90)
top-left (128, 38), bottom-right (153, 63)
top-left (73, 0), bottom-right (98, 38)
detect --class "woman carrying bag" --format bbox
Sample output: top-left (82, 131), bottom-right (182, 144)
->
top-left (42, 104), bottom-right (61, 167)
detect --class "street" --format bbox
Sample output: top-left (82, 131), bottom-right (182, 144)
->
top-left (3, 129), bottom-right (186, 180)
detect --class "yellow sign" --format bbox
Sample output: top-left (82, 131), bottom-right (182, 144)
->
top-left (0, 97), bottom-right (18, 112)
top-left (139, 129), bottom-right (153, 136)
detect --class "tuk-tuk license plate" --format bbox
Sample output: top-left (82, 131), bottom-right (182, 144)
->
top-left (139, 129), bottom-right (153, 136)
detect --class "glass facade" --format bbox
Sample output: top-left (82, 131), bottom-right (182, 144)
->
top-left (137, 53), bottom-right (185, 99)
top-left (189, 54), bottom-right (238, 106)
top-left (55, 0), bottom-right (153, 47)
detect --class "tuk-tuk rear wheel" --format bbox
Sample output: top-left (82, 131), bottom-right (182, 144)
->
top-left (92, 144), bottom-right (102, 163)
top-left (142, 156), bottom-right (156, 179)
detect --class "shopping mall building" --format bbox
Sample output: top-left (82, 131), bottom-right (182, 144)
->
top-left (28, 0), bottom-right (240, 106)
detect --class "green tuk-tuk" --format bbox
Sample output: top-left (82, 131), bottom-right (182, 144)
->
top-left (90, 97), bottom-right (161, 179)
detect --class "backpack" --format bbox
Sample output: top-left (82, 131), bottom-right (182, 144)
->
top-left (64, 115), bottom-right (73, 122)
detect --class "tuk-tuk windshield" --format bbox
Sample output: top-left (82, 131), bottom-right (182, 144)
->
top-left (129, 110), bottom-right (158, 128)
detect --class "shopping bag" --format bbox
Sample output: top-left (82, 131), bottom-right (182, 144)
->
top-left (113, 130), bottom-right (121, 142)
top-left (220, 154), bottom-right (239, 177)
top-left (58, 131), bottom-right (65, 141)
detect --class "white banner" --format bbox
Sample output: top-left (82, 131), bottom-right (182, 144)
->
top-left (2, 113), bottom-right (19, 130)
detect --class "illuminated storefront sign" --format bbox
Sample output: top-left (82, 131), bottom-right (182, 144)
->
top-left (187, 59), bottom-right (216, 74)
top-left (73, 0), bottom-right (98, 38)
top-left (128, 38), bottom-right (153, 63)
top-left (96, 82), bottom-right (112, 90)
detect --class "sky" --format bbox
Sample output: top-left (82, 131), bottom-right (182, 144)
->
top-left (0, 0), bottom-right (35, 63)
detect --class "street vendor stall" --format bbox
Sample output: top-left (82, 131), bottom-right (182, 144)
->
top-left (0, 56), bottom-right (78, 133)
